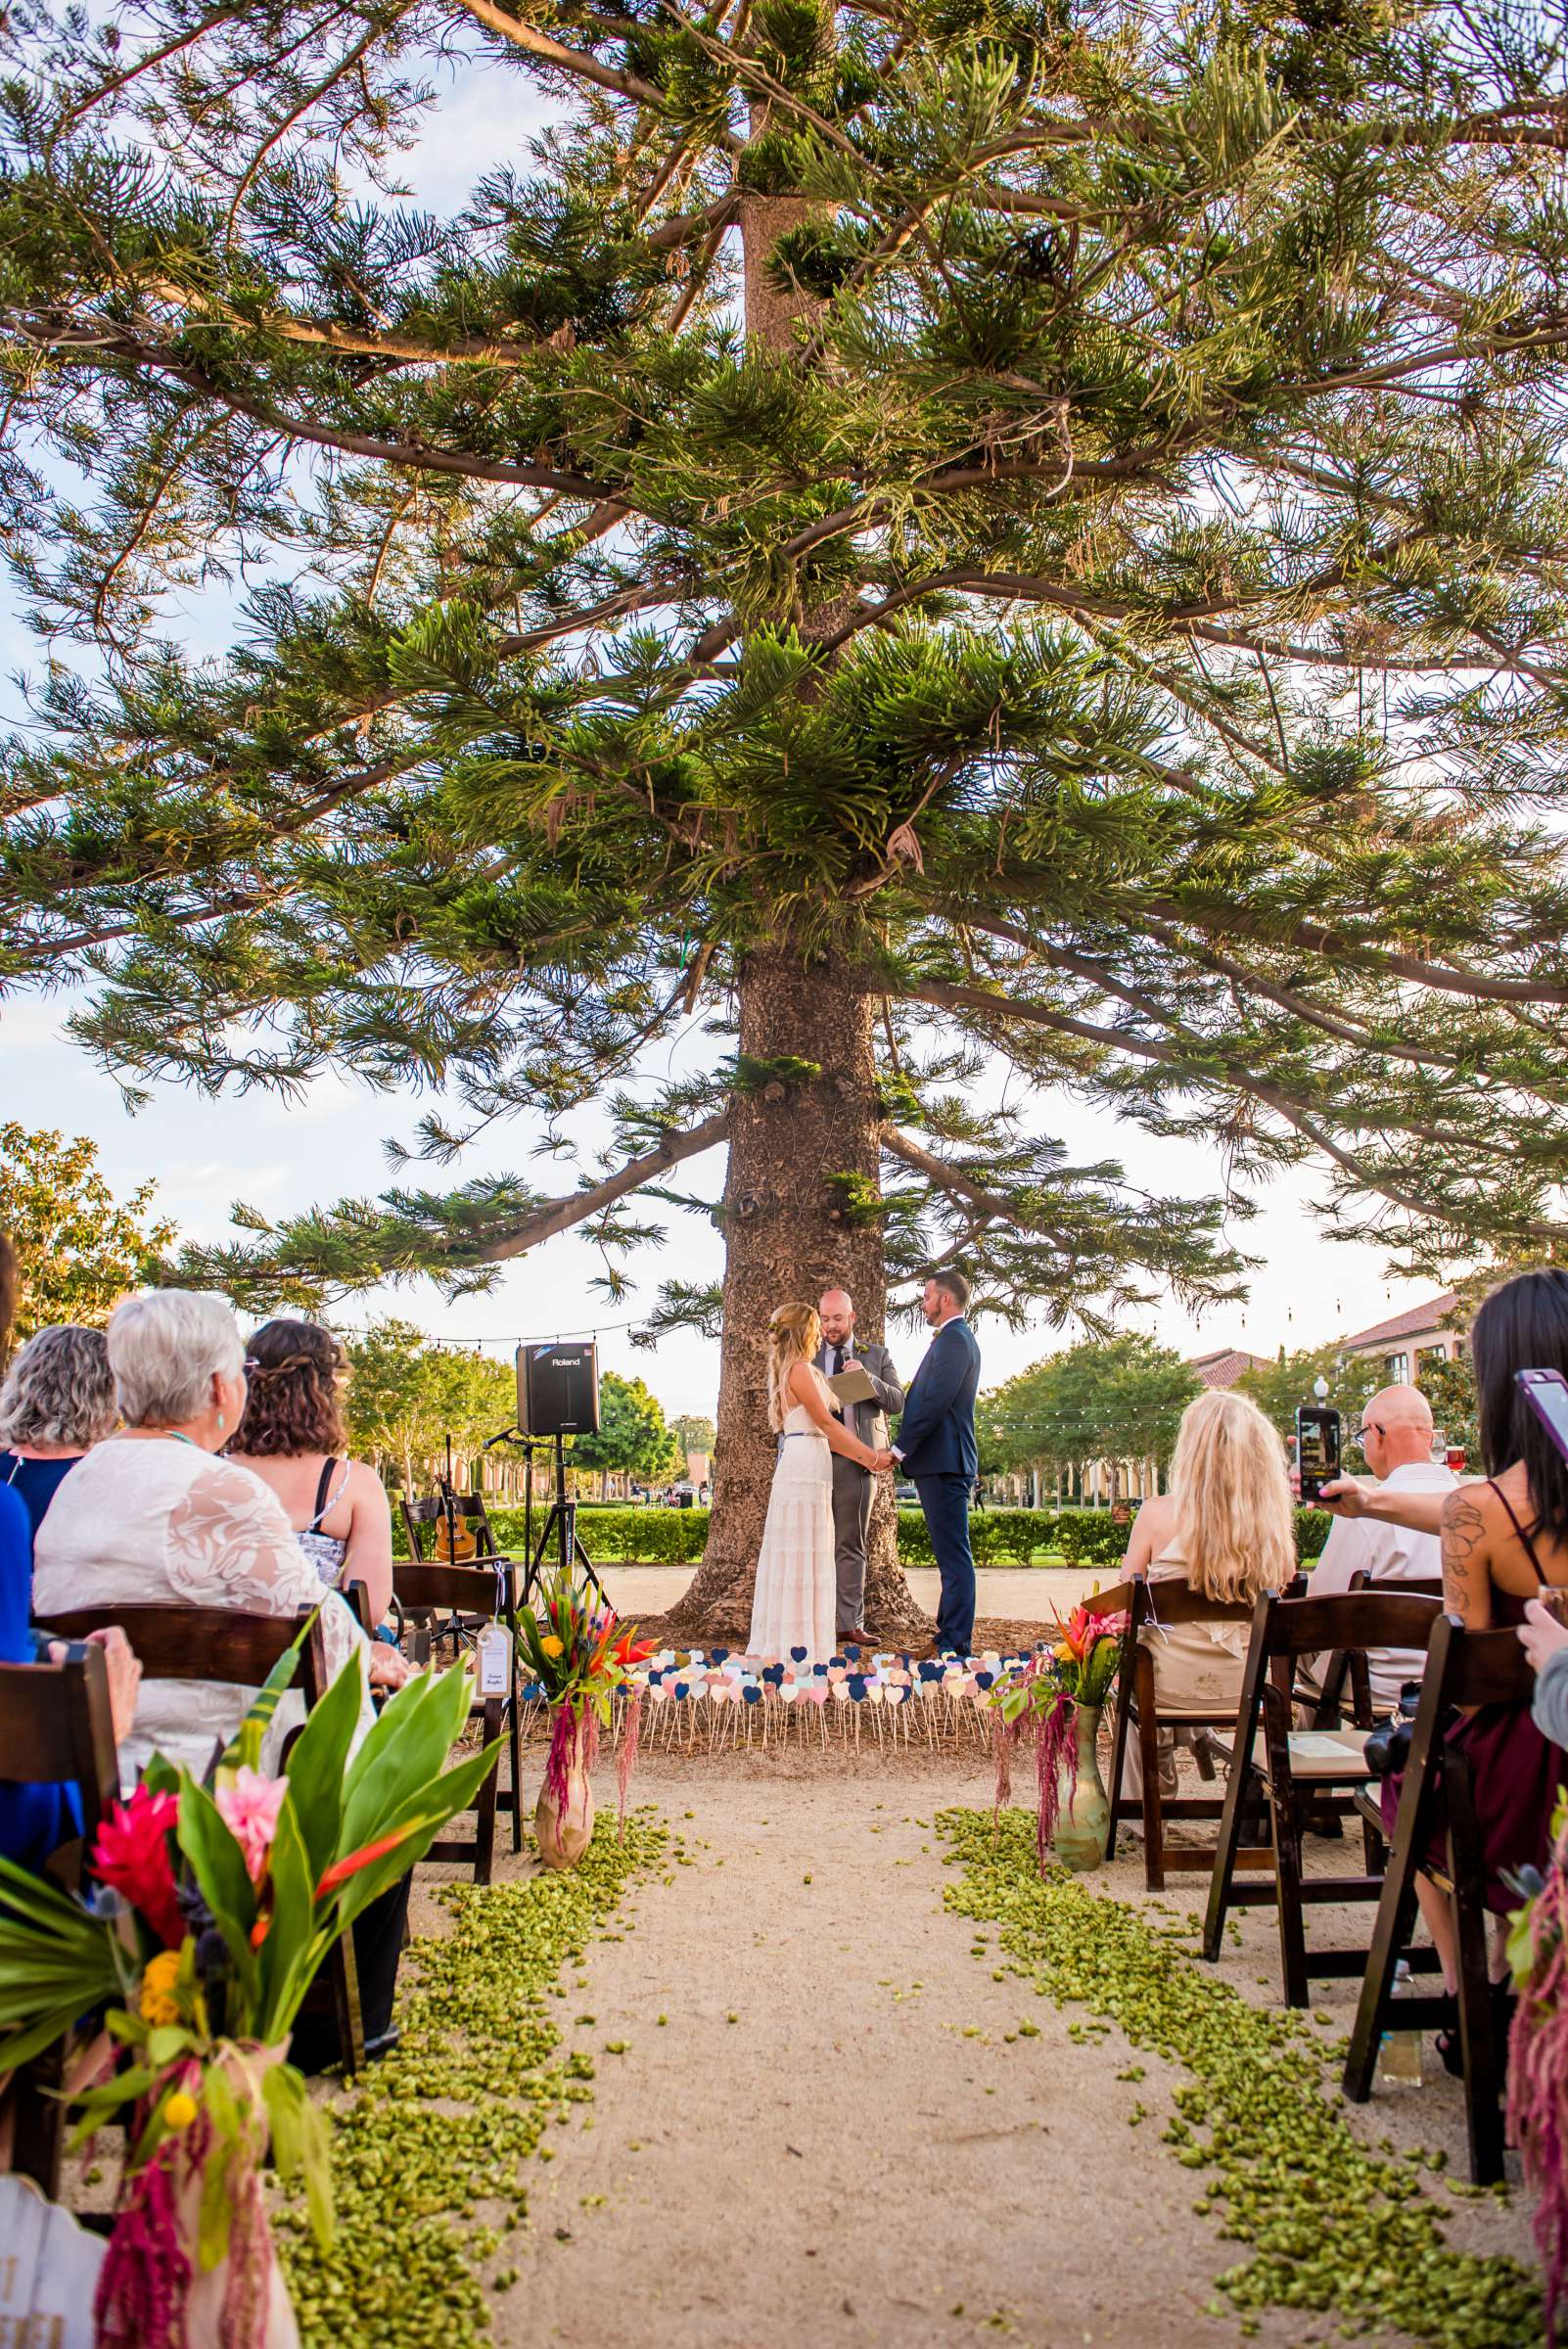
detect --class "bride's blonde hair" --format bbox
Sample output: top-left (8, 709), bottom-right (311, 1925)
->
top-left (1169, 1389), bottom-right (1296, 1603)
top-left (766, 1302), bottom-right (821, 1432)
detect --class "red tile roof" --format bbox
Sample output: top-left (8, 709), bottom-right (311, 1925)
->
top-left (1188, 1347), bottom-right (1270, 1390)
top-left (1342, 1292), bottom-right (1458, 1352)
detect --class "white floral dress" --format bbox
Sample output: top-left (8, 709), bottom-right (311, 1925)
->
top-left (748, 1376), bottom-right (838, 1661)
top-left (32, 1438), bottom-right (373, 1783)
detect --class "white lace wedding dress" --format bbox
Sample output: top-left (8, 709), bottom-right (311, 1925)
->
top-left (748, 1378), bottom-right (837, 1660)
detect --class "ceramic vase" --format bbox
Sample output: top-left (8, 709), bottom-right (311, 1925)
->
top-left (96, 2042), bottom-right (299, 2349)
top-left (534, 1711), bottom-right (595, 1867)
top-left (1051, 1702), bottom-right (1111, 1872)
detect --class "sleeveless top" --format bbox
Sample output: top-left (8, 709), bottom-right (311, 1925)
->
top-left (297, 1456), bottom-right (351, 1589)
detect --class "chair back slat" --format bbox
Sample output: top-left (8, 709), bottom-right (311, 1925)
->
top-left (1136, 1579), bottom-right (1274, 1626)
top-left (395, 1559), bottom-right (518, 1615)
top-left (35, 1604), bottom-right (329, 1703)
top-left (1262, 1589), bottom-right (1444, 1659)
top-left (0, 1647), bottom-right (119, 1858)
top-left (1439, 1616), bottom-right (1537, 1710)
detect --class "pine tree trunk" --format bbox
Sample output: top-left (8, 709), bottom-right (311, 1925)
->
top-left (667, 945), bottom-right (929, 1642)
top-left (664, 93), bottom-right (931, 1648)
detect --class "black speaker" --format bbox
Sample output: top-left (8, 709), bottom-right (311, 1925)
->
top-left (517, 1340), bottom-right (601, 1436)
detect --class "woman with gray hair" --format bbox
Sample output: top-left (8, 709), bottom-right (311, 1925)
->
top-left (33, 1288), bottom-right (414, 2065)
top-left (0, 1323), bottom-right (117, 1536)
top-left (33, 1289), bottom-right (409, 1780)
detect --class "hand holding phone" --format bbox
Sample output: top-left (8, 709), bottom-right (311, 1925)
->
top-left (1518, 1368), bottom-right (1568, 1467)
top-left (1295, 1405), bottom-right (1342, 1505)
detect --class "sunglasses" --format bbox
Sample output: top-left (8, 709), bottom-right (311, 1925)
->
top-left (1350, 1420), bottom-right (1385, 1450)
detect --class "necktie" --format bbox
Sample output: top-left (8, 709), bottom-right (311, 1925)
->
top-left (830, 1346), bottom-right (842, 1377)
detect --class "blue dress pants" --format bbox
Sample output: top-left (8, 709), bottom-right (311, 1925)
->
top-left (913, 1473), bottom-right (975, 1655)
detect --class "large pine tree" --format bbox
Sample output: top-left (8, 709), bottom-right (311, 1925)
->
top-left (5, 0), bottom-right (1568, 1632)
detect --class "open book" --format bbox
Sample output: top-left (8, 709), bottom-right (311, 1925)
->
top-left (826, 1364), bottom-right (880, 1407)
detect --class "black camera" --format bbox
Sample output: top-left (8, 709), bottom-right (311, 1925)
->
top-left (1362, 1680), bottom-right (1423, 1777)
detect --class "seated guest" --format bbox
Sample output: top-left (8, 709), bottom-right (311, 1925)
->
top-left (0, 1478), bottom-right (142, 1872)
top-left (0, 1325), bottom-right (117, 1540)
top-left (32, 1289), bottom-right (413, 2063)
top-left (33, 1290), bottom-right (407, 1779)
top-left (1379, 1267), bottom-right (1568, 2068)
top-left (1301, 1384), bottom-right (1455, 1714)
top-left (1119, 1390), bottom-right (1297, 1799)
top-left (227, 1318), bottom-right (394, 1623)
top-left (1521, 1597), bottom-right (1568, 1751)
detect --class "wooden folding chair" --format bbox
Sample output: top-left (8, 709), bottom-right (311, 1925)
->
top-left (1103, 1575), bottom-right (1301, 1890)
top-left (1304, 1570), bottom-right (1445, 1730)
top-left (0, 1642), bottom-right (119, 2195)
top-left (1201, 1588), bottom-right (1443, 2004)
top-left (400, 1490), bottom-right (507, 1566)
top-left (390, 1559), bottom-right (523, 1875)
top-left (1343, 1613), bottom-right (1549, 2184)
top-left (35, 1602), bottom-right (364, 2072)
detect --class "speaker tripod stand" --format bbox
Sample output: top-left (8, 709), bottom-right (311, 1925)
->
top-left (514, 1429), bottom-right (611, 1614)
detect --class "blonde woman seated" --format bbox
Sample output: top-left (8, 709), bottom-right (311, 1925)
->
top-left (748, 1302), bottom-right (892, 1660)
top-left (1119, 1389), bottom-right (1297, 1801)
top-left (32, 1288), bottom-right (409, 1783)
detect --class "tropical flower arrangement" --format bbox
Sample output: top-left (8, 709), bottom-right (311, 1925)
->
top-left (1506, 1792), bottom-right (1568, 2345)
top-left (987, 1606), bottom-right (1128, 1871)
top-left (516, 1569), bottom-right (655, 1865)
top-left (0, 1628), bottom-right (498, 2349)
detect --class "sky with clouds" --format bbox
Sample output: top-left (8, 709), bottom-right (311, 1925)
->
top-left (0, 41), bottom-right (1449, 1418)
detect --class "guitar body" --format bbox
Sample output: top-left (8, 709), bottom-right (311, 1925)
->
top-left (433, 1502), bottom-right (478, 1564)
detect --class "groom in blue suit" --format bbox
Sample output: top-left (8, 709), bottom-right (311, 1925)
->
top-left (892, 1269), bottom-right (982, 1656)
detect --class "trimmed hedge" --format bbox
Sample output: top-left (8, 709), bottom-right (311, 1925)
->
top-left (392, 1498), bottom-right (1336, 1568)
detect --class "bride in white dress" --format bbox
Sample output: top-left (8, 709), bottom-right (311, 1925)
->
top-left (748, 1302), bottom-right (891, 1659)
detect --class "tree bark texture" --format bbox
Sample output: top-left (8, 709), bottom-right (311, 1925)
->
top-left (669, 947), bottom-right (929, 1640)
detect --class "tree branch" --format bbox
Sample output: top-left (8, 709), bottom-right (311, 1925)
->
top-left (482, 1110), bottom-right (731, 1260)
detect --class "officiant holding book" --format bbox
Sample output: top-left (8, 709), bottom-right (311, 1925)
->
top-left (814, 1288), bottom-right (903, 1646)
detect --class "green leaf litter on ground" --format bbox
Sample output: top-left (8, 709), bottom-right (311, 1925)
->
top-left (276, 1811), bottom-right (666, 2347)
top-left (938, 1808), bottom-right (1540, 2349)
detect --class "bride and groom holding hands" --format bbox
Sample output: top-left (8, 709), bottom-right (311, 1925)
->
top-left (747, 1270), bottom-right (982, 1662)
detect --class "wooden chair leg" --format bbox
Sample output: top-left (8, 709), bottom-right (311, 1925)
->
top-left (1203, 1731), bottom-right (1254, 1960)
top-left (332, 1920), bottom-right (366, 2074)
top-left (474, 1696), bottom-right (501, 1886)
top-left (1447, 1760), bottom-right (1505, 2185)
top-left (11, 2038), bottom-right (68, 2195)
top-left (1135, 1650), bottom-right (1164, 1892)
top-left (1344, 1805), bottom-right (1426, 2102)
top-left (508, 1666), bottom-right (525, 1855)
top-left (1267, 1768), bottom-right (1312, 2007)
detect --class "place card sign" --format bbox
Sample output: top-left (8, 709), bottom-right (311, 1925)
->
top-left (0, 2175), bottom-right (104, 2347)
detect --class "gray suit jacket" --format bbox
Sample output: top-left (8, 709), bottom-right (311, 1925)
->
top-left (813, 1338), bottom-right (904, 1458)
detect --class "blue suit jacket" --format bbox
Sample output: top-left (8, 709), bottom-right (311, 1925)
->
top-left (895, 1318), bottom-right (981, 1480)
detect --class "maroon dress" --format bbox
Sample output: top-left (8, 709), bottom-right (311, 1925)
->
top-left (1379, 1487), bottom-right (1568, 1914)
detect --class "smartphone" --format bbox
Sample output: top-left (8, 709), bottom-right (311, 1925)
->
top-left (1295, 1405), bottom-right (1342, 1504)
top-left (1517, 1367), bottom-right (1568, 1465)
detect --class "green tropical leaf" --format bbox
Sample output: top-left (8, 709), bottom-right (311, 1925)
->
top-left (176, 1781), bottom-right (260, 2007)
top-left (274, 1653), bottom-right (363, 1883)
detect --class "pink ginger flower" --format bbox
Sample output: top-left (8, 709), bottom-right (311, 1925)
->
top-left (215, 1768), bottom-right (289, 1883)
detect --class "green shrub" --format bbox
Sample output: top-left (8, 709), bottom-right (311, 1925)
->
top-left (1295, 1507), bottom-right (1332, 1560)
top-left (390, 1497), bottom-right (1336, 1570)
top-left (392, 1503), bottom-right (712, 1564)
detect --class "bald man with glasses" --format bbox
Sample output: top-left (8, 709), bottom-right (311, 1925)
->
top-left (1303, 1383), bottom-right (1456, 1712)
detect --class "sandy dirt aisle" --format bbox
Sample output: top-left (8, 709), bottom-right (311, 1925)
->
top-left (502, 1768), bottom-right (1281, 2349)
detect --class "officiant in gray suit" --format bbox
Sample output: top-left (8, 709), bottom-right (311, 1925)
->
top-left (814, 1287), bottom-right (903, 1645)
